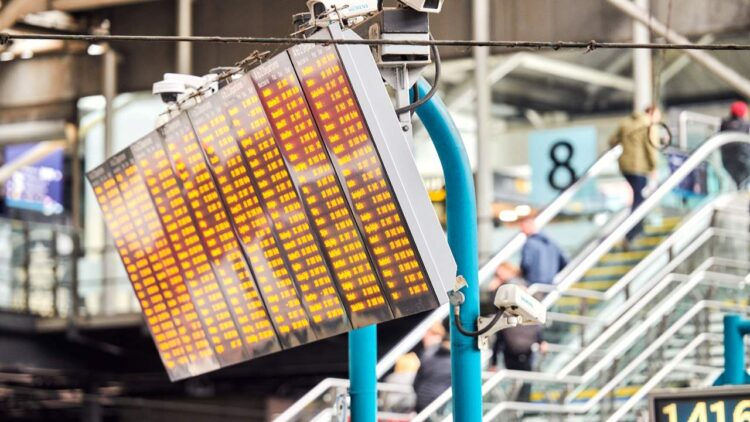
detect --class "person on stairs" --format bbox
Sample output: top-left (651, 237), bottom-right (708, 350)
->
top-left (718, 101), bottom-right (750, 191)
top-left (609, 105), bottom-right (662, 248)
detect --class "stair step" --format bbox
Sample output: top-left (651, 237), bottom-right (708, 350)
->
top-left (530, 385), bottom-right (641, 404)
top-left (599, 250), bottom-right (649, 264)
top-left (572, 280), bottom-right (617, 290)
top-left (584, 265), bottom-right (631, 278)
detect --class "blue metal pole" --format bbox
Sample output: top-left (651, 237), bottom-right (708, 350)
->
top-left (719, 314), bottom-right (750, 385)
top-left (349, 325), bottom-right (377, 421)
top-left (416, 79), bottom-right (482, 421)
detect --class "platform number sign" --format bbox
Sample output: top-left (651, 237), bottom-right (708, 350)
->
top-left (87, 25), bottom-right (456, 381)
top-left (651, 387), bottom-right (750, 422)
top-left (529, 126), bottom-right (597, 206)
top-left (547, 140), bottom-right (577, 191)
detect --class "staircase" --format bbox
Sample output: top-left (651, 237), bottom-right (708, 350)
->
top-left (275, 133), bottom-right (750, 422)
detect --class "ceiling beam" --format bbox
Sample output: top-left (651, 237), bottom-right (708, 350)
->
top-left (51, 0), bottom-right (158, 12)
top-left (0, 0), bottom-right (46, 31)
top-left (0, 0), bottom-right (158, 31)
top-left (660, 34), bottom-right (716, 86)
top-left (607, 0), bottom-right (750, 98)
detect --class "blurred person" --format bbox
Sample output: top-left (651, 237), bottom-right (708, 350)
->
top-left (489, 279), bottom-right (548, 402)
top-left (382, 352), bottom-right (420, 412)
top-left (413, 320), bottom-right (451, 412)
top-left (718, 101), bottom-right (750, 189)
top-left (609, 106), bottom-right (662, 245)
top-left (482, 262), bottom-right (522, 315)
top-left (489, 262), bottom-right (523, 291)
top-left (519, 215), bottom-right (568, 286)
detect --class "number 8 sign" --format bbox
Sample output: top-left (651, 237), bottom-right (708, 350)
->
top-left (529, 126), bottom-right (597, 206)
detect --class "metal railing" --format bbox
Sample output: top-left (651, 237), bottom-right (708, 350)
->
top-left (414, 258), bottom-right (749, 421)
top-left (277, 132), bottom-right (750, 421)
top-left (483, 332), bottom-right (724, 421)
top-left (273, 145), bottom-right (624, 422)
top-left (542, 132), bottom-right (750, 307)
top-left (0, 216), bottom-right (79, 317)
top-left (480, 300), bottom-right (750, 420)
top-left (415, 132), bottom-right (750, 421)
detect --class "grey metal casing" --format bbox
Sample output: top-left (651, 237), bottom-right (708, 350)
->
top-left (324, 24), bottom-right (457, 305)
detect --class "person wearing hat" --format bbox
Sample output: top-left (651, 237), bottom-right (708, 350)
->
top-left (719, 101), bottom-right (750, 189)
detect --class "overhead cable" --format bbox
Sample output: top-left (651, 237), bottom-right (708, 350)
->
top-left (2, 32), bottom-right (750, 51)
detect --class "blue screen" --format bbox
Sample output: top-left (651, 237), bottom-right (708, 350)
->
top-left (4, 143), bottom-right (64, 215)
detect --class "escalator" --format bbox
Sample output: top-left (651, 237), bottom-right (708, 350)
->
top-left (276, 132), bottom-right (750, 422)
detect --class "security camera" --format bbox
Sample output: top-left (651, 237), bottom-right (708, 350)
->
top-left (469, 284), bottom-right (546, 350)
top-left (152, 80), bottom-right (186, 104)
top-left (307, 0), bottom-right (379, 27)
top-left (494, 284), bottom-right (546, 325)
top-left (398, 0), bottom-right (443, 13)
top-left (152, 73), bottom-right (205, 105)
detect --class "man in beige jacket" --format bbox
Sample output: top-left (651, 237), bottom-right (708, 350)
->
top-left (609, 106), bottom-right (661, 245)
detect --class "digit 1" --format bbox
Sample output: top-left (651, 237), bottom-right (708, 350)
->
top-left (662, 403), bottom-right (677, 422)
top-left (709, 401), bottom-right (725, 422)
top-left (686, 402), bottom-right (708, 422)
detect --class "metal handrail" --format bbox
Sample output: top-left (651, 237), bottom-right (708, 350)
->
top-left (542, 131), bottom-right (750, 308)
top-left (272, 378), bottom-right (417, 422)
top-left (482, 332), bottom-right (723, 421)
top-left (477, 300), bottom-right (750, 420)
top-left (409, 137), bottom-right (750, 421)
top-left (413, 256), bottom-right (750, 421)
top-left (374, 145), bottom-right (623, 382)
top-left (678, 110), bottom-right (721, 150)
top-left (274, 144), bottom-right (622, 420)
top-left (414, 222), bottom-right (750, 420)
top-left (559, 229), bottom-right (750, 377)
top-left (479, 144), bottom-right (623, 280)
top-left (278, 133), bottom-right (748, 421)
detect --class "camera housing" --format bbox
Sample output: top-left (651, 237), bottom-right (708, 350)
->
top-left (398, 0), bottom-right (443, 13)
top-left (494, 284), bottom-right (546, 325)
top-left (152, 80), bottom-right (186, 104)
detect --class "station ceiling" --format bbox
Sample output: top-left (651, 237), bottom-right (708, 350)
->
top-left (0, 0), bottom-right (749, 120)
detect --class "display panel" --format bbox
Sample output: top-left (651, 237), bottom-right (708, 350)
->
top-left (88, 27), bottom-right (456, 380)
top-left (130, 133), bottom-right (250, 367)
top-left (107, 150), bottom-right (220, 378)
top-left (216, 76), bottom-right (361, 329)
top-left (187, 96), bottom-right (350, 344)
top-left (89, 164), bottom-right (190, 380)
top-left (160, 117), bottom-right (282, 357)
top-left (289, 43), bottom-right (438, 317)
top-left (5, 142), bottom-right (64, 215)
top-left (250, 54), bottom-right (393, 326)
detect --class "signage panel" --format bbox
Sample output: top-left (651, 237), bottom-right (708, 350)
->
top-left (88, 26), bottom-right (456, 380)
top-left (650, 386), bottom-right (750, 422)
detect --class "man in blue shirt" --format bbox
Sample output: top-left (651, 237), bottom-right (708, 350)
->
top-left (519, 215), bottom-right (568, 285)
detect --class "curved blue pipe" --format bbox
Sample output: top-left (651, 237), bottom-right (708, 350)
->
top-left (717, 314), bottom-right (750, 385)
top-left (416, 79), bottom-right (482, 421)
top-left (349, 325), bottom-right (377, 421)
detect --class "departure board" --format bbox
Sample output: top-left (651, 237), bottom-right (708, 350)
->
top-left (160, 118), bottom-right (282, 357)
top-left (89, 164), bottom-right (193, 381)
top-left (106, 151), bottom-right (220, 378)
top-left (289, 43), bottom-right (438, 317)
top-left (88, 25), bottom-right (456, 381)
top-left (217, 76), bottom-right (363, 327)
top-left (187, 96), bottom-right (350, 344)
top-left (251, 54), bottom-right (396, 326)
